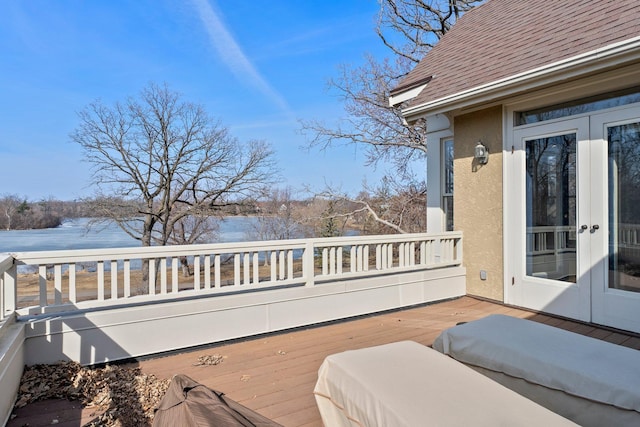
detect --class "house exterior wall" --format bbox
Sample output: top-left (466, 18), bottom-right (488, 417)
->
top-left (453, 106), bottom-right (504, 301)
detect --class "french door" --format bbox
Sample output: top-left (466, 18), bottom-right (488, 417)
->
top-left (508, 106), bottom-right (640, 332)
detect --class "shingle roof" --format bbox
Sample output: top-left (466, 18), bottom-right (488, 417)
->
top-left (399, 0), bottom-right (640, 111)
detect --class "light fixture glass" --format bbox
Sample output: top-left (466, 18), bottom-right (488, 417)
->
top-left (474, 141), bottom-right (489, 164)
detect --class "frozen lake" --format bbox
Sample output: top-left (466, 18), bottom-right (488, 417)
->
top-left (0, 216), bottom-right (260, 253)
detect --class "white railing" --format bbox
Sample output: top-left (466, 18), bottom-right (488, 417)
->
top-left (0, 232), bottom-right (464, 425)
top-left (2, 232), bottom-right (462, 318)
top-left (526, 225), bottom-right (576, 255)
top-left (528, 223), bottom-right (640, 254)
top-left (619, 223), bottom-right (640, 246)
top-left (526, 226), bottom-right (577, 279)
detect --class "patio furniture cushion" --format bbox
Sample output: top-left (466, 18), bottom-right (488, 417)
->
top-left (432, 314), bottom-right (640, 427)
top-left (314, 340), bottom-right (576, 427)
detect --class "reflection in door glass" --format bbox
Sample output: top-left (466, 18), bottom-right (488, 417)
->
top-left (526, 134), bottom-right (577, 282)
top-left (609, 122), bottom-right (640, 292)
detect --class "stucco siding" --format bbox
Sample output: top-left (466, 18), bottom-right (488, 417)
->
top-left (454, 106), bottom-right (503, 301)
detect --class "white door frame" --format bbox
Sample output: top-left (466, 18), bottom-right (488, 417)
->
top-left (505, 103), bottom-right (640, 330)
top-left (589, 106), bottom-right (640, 332)
top-left (505, 117), bottom-right (591, 321)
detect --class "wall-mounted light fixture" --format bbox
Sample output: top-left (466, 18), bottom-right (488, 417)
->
top-left (474, 141), bottom-right (489, 164)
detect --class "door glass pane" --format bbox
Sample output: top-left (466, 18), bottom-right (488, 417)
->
top-left (608, 122), bottom-right (640, 292)
top-left (443, 139), bottom-right (454, 231)
top-left (526, 134), bottom-right (577, 282)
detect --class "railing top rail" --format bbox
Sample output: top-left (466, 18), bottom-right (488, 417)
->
top-left (311, 232), bottom-right (462, 246)
top-left (10, 241), bottom-right (307, 265)
top-left (11, 232), bottom-right (462, 265)
top-left (526, 226), bottom-right (575, 231)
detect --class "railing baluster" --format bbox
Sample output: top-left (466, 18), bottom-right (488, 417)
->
top-left (214, 254), bottom-right (221, 288)
top-left (322, 248), bottom-right (328, 275)
top-left (243, 253), bottom-right (250, 285)
top-left (429, 240), bottom-right (436, 264)
top-left (111, 261), bottom-right (118, 300)
top-left (234, 254), bottom-right (241, 286)
top-left (160, 259), bottom-right (168, 295)
top-left (253, 253), bottom-right (260, 284)
top-left (441, 238), bottom-right (449, 262)
top-left (389, 243), bottom-right (394, 268)
top-left (204, 255), bottom-right (211, 289)
top-left (350, 246), bottom-right (356, 273)
top-left (97, 261), bottom-right (105, 301)
top-left (194, 256), bottom-right (201, 290)
top-left (69, 263), bottom-right (77, 303)
top-left (54, 264), bottom-right (62, 305)
top-left (270, 252), bottom-right (277, 281)
top-left (279, 250), bottom-right (286, 280)
top-left (124, 260), bottom-right (130, 298)
top-left (171, 257), bottom-right (179, 293)
top-left (410, 242), bottom-right (416, 266)
top-left (329, 247), bottom-right (336, 275)
top-left (363, 245), bottom-right (369, 271)
top-left (288, 249), bottom-right (294, 279)
top-left (149, 260), bottom-right (156, 295)
top-left (304, 242), bottom-right (314, 287)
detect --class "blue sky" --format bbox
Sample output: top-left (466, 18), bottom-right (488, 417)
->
top-left (0, 0), bottom-right (399, 201)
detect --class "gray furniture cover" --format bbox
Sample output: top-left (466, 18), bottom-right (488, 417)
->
top-left (153, 374), bottom-right (282, 427)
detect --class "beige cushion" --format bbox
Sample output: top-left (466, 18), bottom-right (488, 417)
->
top-left (314, 341), bottom-right (576, 427)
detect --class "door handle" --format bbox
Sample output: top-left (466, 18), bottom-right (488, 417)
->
top-left (580, 224), bottom-right (589, 231)
top-left (591, 224), bottom-right (600, 232)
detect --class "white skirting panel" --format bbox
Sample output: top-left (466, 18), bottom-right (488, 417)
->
top-left (22, 267), bottom-right (466, 366)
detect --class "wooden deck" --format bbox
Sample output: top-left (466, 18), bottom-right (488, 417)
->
top-left (8, 296), bottom-right (640, 426)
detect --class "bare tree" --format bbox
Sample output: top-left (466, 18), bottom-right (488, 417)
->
top-left (249, 187), bottom-right (305, 241)
top-left (71, 83), bottom-right (277, 258)
top-left (301, 0), bottom-right (481, 179)
top-left (0, 195), bottom-right (63, 230)
top-left (302, 55), bottom-right (427, 177)
top-left (315, 175), bottom-right (427, 235)
top-left (0, 194), bottom-right (23, 231)
top-left (246, 187), bottom-right (308, 267)
top-left (376, 0), bottom-right (482, 63)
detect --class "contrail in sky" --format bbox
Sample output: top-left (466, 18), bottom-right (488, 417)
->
top-left (189, 0), bottom-right (293, 116)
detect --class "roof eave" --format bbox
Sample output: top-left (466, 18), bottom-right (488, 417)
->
top-left (401, 35), bottom-right (640, 121)
top-left (389, 76), bottom-right (433, 107)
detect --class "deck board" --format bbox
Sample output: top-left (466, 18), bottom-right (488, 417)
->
top-left (8, 296), bottom-right (640, 426)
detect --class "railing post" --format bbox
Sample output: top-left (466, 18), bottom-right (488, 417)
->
top-left (304, 241), bottom-right (315, 287)
top-left (1, 260), bottom-right (17, 320)
top-left (455, 235), bottom-right (463, 263)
